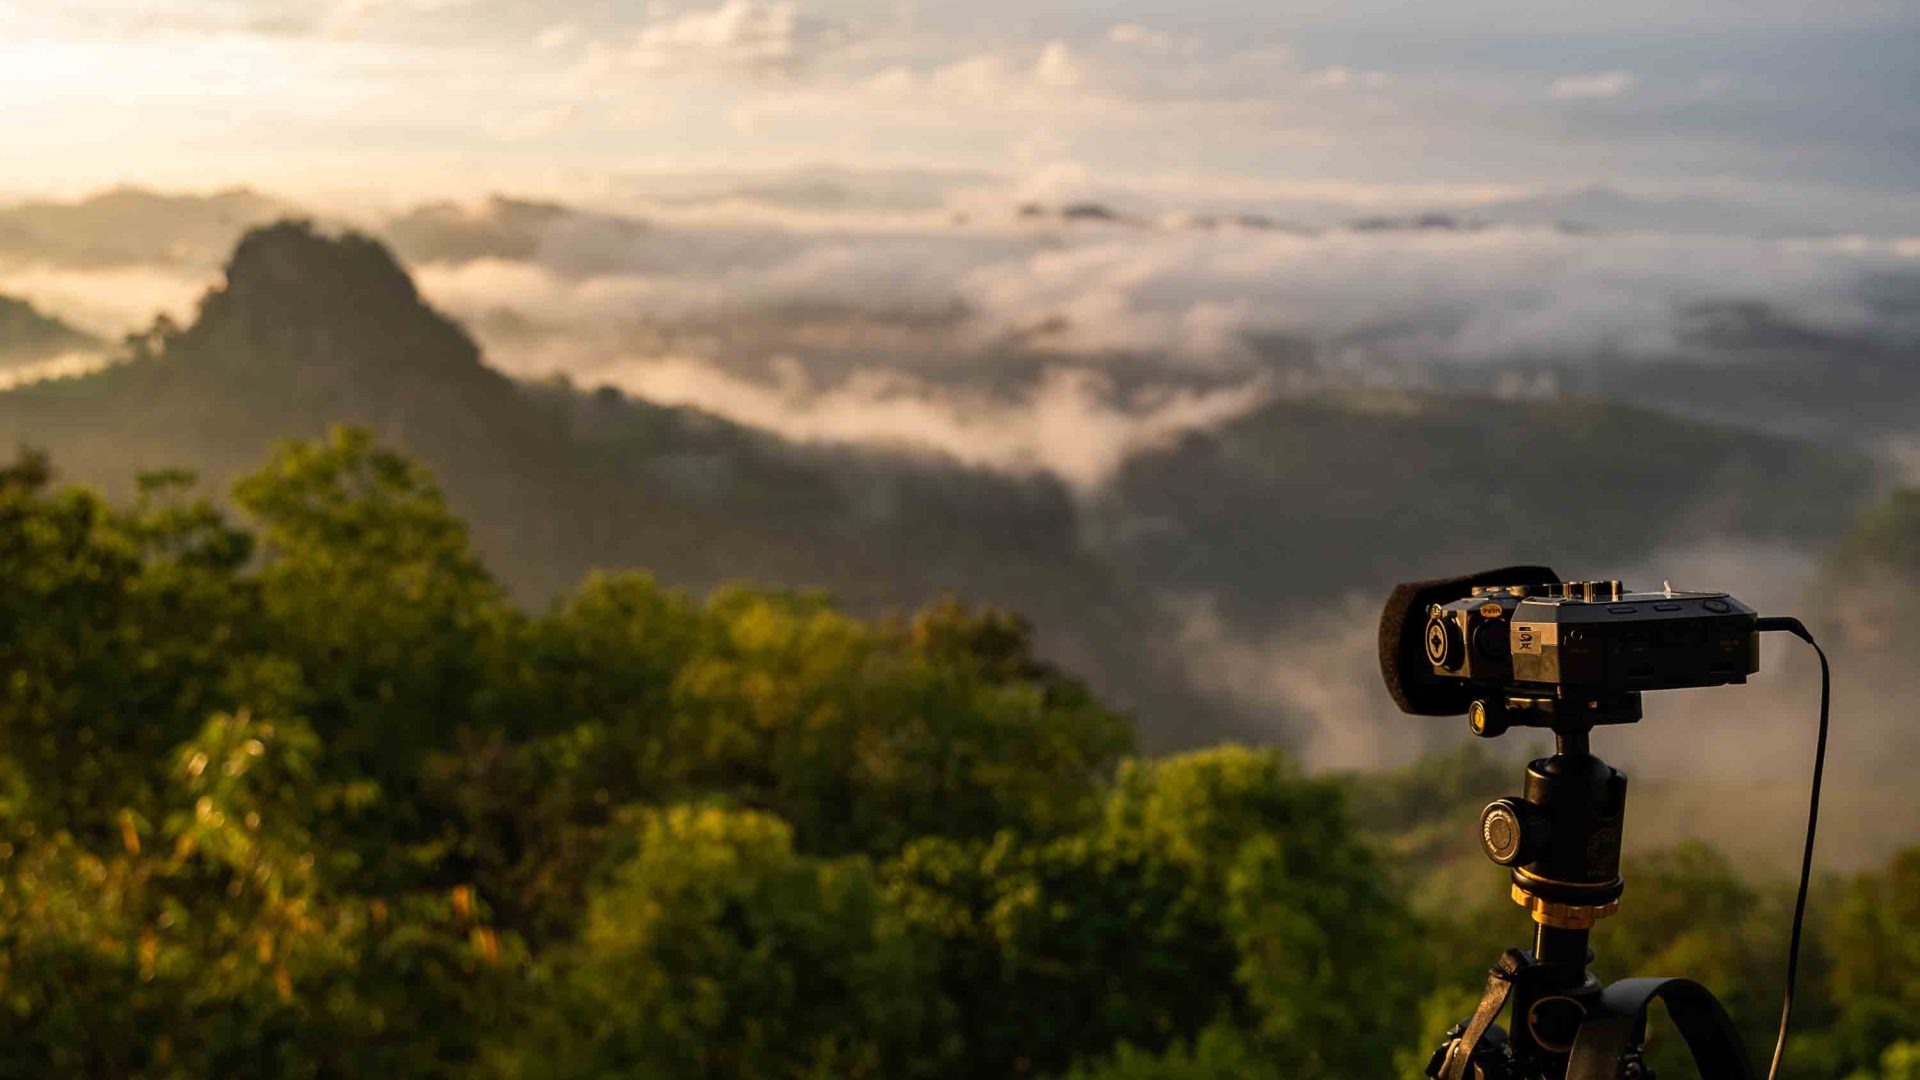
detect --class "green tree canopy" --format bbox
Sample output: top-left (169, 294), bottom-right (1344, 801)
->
top-left (0, 432), bottom-right (1904, 1080)
top-left (509, 804), bottom-right (948, 1080)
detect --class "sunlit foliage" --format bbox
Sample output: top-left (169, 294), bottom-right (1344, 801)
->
top-left (0, 431), bottom-right (1907, 1079)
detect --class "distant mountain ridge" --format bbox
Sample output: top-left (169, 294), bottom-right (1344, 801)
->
top-left (1466, 185), bottom-right (1813, 237)
top-left (0, 185), bottom-right (296, 267)
top-left (0, 295), bottom-right (100, 366)
top-left (0, 182), bottom-right (1837, 281)
top-left (0, 221), bottom-right (1877, 750)
top-left (381, 196), bottom-right (651, 268)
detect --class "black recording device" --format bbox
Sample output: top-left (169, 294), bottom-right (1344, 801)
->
top-left (1378, 567), bottom-right (1832, 1080)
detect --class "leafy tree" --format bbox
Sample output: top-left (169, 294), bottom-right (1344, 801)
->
top-left (1805, 848), bottom-right (1920, 1077)
top-left (887, 746), bottom-right (1420, 1079)
top-left (416, 571), bottom-right (701, 940)
top-left (885, 831), bottom-right (1238, 1078)
top-left (0, 452), bottom-right (263, 833)
top-left (1104, 748), bottom-right (1424, 1078)
top-left (420, 576), bottom-right (1130, 946)
top-left (504, 804), bottom-right (948, 1080)
top-left (0, 709), bottom-right (519, 1078)
top-left (1830, 848), bottom-right (1920, 1012)
top-left (1852, 1041), bottom-right (1920, 1080)
top-left (234, 426), bottom-right (510, 788)
top-left (1059, 1024), bottom-right (1287, 1080)
top-left (669, 588), bottom-right (1129, 857)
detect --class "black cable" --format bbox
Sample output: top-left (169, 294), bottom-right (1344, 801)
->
top-left (1753, 615), bottom-right (1830, 1080)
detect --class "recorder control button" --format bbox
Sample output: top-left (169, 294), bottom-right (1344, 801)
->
top-left (1426, 616), bottom-right (1466, 671)
top-left (1654, 603), bottom-right (1682, 612)
top-left (1702, 599), bottom-right (1732, 613)
top-left (1608, 605), bottom-right (1637, 614)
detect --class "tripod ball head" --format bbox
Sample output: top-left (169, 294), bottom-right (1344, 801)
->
top-left (1490, 752), bottom-right (1628, 930)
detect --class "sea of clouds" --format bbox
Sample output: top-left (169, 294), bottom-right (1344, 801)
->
top-left (5, 193), bottom-right (1916, 490)
top-left (385, 208), bottom-right (1920, 487)
top-left (418, 215), bottom-right (1920, 369)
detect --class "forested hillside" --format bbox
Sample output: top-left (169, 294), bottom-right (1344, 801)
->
top-left (0, 435), bottom-right (1913, 1078)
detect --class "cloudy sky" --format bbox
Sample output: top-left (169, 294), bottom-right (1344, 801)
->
top-left (3, 0), bottom-right (1918, 490)
top-left (2, 0), bottom-right (1916, 224)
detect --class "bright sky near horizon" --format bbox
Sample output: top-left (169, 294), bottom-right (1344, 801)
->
top-left (0, 0), bottom-right (1916, 222)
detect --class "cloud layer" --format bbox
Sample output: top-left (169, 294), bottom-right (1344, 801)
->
top-left (571, 358), bottom-right (1275, 489)
top-left (7, 184), bottom-right (1915, 486)
top-left (408, 208), bottom-right (1920, 368)
top-left (363, 198), bottom-right (1919, 486)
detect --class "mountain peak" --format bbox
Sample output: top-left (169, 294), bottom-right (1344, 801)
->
top-left (171, 220), bottom-right (485, 383)
top-left (223, 220), bottom-right (421, 306)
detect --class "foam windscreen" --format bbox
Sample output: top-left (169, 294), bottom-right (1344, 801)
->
top-left (1378, 565), bottom-right (1560, 716)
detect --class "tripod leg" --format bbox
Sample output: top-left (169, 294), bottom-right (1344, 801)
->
top-left (1434, 949), bottom-right (1529, 1080)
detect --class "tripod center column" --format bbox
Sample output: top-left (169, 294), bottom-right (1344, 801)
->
top-left (1504, 745), bottom-right (1628, 932)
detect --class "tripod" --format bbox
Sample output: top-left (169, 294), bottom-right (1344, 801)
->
top-left (1426, 697), bottom-right (1754, 1080)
